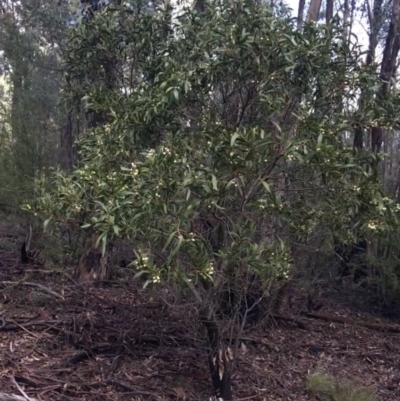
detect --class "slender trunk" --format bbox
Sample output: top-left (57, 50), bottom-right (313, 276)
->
top-left (353, 0), bottom-right (383, 150)
top-left (372, 0), bottom-right (400, 154)
top-left (61, 109), bottom-right (74, 170)
top-left (194, 0), bottom-right (205, 13)
top-left (200, 308), bottom-right (233, 400)
top-left (306, 0), bottom-right (322, 22)
top-left (74, 233), bottom-right (109, 283)
top-left (11, 74), bottom-right (23, 141)
top-left (297, 0), bottom-right (306, 29)
top-left (353, 124), bottom-right (363, 150)
top-left (343, 0), bottom-right (350, 39)
top-left (326, 0), bottom-right (334, 23)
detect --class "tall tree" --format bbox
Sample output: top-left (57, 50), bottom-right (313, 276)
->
top-left (326, 0), bottom-right (334, 22)
top-left (307, 0), bottom-right (322, 22)
top-left (371, 0), bottom-right (400, 152)
top-left (297, 0), bottom-right (306, 29)
top-left (0, 0), bottom-right (69, 205)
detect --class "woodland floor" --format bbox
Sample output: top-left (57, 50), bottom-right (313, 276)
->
top-left (1, 220), bottom-right (400, 401)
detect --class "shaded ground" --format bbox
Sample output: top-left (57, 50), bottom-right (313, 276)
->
top-left (1, 223), bottom-right (400, 401)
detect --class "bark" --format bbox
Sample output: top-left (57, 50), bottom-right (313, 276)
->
top-left (306, 0), bottom-right (322, 22)
top-left (326, 0), bottom-right (334, 23)
top-left (371, 126), bottom-right (383, 153)
top-left (61, 109), bottom-right (74, 171)
top-left (379, 0), bottom-right (400, 96)
top-left (353, 123), bottom-right (364, 150)
top-left (297, 0), bottom-right (306, 29)
top-left (74, 234), bottom-right (109, 283)
top-left (194, 0), bottom-right (205, 13)
top-left (343, 0), bottom-right (350, 40)
top-left (366, 0), bottom-right (384, 66)
top-left (353, 0), bottom-right (384, 150)
top-left (200, 308), bottom-right (233, 400)
top-left (372, 0), bottom-right (400, 153)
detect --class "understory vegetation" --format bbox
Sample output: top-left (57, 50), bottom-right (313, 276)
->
top-left (1, 0), bottom-right (400, 399)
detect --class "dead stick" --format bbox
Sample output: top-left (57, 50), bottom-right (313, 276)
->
top-left (0, 281), bottom-right (64, 300)
top-left (0, 320), bottom-right (61, 332)
top-left (0, 394), bottom-right (36, 401)
top-left (10, 376), bottom-right (37, 401)
top-left (303, 312), bottom-right (400, 333)
top-left (271, 314), bottom-right (309, 330)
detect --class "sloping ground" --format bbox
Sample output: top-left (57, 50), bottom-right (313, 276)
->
top-left (0, 229), bottom-right (400, 400)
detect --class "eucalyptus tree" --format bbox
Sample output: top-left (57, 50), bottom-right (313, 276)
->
top-left (0, 0), bottom-right (70, 205)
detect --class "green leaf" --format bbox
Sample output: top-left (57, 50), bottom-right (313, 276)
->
top-left (261, 180), bottom-right (272, 193)
top-left (134, 270), bottom-right (149, 279)
top-left (163, 230), bottom-right (177, 251)
top-left (167, 234), bottom-right (184, 264)
top-left (231, 132), bottom-right (240, 147)
top-left (95, 201), bottom-right (108, 212)
top-left (184, 80), bottom-right (191, 93)
top-left (212, 175), bottom-right (218, 191)
top-left (202, 184), bottom-right (211, 194)
top-left (101, 233), bottom-right (107, 256)
top-left (43, 218), bottom-right (51, 231)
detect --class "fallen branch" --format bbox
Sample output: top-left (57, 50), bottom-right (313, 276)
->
top-left (10, 375), bottom-right (37, 401)
top-left (64, 345), bottom-right (122, 366)
top-left (0, 394), bottom-right (37, 401)
top-left (303, 312), bottom-right (400, 333)
top-left (271, 314), bottom-right (309, 330)
top-left (0, 319), bottom-right (61, 332)
top-left (109, 381), bottom-right (162, 400)
top-left (0, 281), bottom-right (64, 300)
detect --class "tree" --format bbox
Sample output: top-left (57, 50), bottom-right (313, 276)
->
top-left (0, 0), bottom-right (69, 206)
top-left (27, 0), bottom-right (400, 398)
top-left (307, 0), bottom-right (322, 22)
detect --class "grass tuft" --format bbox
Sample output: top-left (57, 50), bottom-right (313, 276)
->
top-left (306, 372), bottom-right (375, 401)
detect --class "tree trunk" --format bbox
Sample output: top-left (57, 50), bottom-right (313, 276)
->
top-left (353, 0), bottom-right (384, 150)
top-left (200, 308), bottom-right (233, 400)
top-left (306, 0), bottom-right (322, 22)
top-left (372, 0), bottom-right (400, 154)
top-left (61, 109), bottom-right (74, 171)
top-left (343, 0), bottom-right (350, 39)
top-left (326, 0), bottom-right (334, 23)
top-left (297, 0), bottom-right (306, 29)
top-left (74, 234), bottom-right (109, 283)
top-left (366, 0), bottom-right (384, 66)
top-left (353, 124), bottom-right (364, 150)
top-left (194, 0), bottom-right (205, 13)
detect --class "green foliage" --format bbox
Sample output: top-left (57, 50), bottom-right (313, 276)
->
top-left (306, 372), bottom-right (375, 401)
top-left (0, 0), bottom-right (69, 206)
top-left (27, 0), bottom-right (400, 293)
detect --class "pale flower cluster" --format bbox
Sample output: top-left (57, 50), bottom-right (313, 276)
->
top-left (127, 162), bottom-right (138, 177)
top-left (146, 149), bottom-right (156, 159)
top-left (367, 220), bottom-right (378, 230)
top-left (161, 146), bottom-right (171, 156)
top-left (204, 261), bottom-right (214, 275)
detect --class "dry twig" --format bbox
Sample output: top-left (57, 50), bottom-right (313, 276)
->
top-left (0, 281), bottom-right (64, 300)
